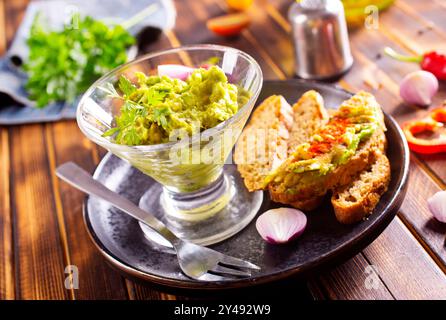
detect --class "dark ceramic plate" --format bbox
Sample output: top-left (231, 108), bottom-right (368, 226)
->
top-left (83, 80), bottom-right (410, 290)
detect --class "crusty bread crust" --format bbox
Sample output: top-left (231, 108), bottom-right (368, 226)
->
top-left (331, 153), bottom-right (391, 224)
top-left (234, 95), bottom-right (293, 192)
top-left (288, 90), bottom-right (329, 154)
top-left (290, 196), bottom-right (325, 211)
top-left (283, 90), bottom-right (329, 210)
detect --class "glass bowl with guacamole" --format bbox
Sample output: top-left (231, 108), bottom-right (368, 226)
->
top-left (77, 45), bottom-right (263, 246)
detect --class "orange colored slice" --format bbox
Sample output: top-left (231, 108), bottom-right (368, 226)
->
top-left (207, 13), bottom-right (251, 37)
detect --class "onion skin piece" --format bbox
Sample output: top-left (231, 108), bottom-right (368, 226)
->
top-left (399, 70), bottom-right (439, 107)
top-left (157, 64), bottom-right (195, 81)
top-left (428, 191), bottom-right (446, 223)
top-left (255, 208), bottom-right (307, 244)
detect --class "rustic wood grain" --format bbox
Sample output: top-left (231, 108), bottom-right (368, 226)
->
top-left (125, 280), bottom-right (178, 300)
top-left (47, 121), bottom-right (129, 300)
top-left (0, 128), bottom-right (14, 300)
top-left (209, 0), bottom-right (292, 79)
top-left (172, 0), bottom-right (279, 79)
top-left (0, 0), bottom-right (14, 301)
top-left (396, 0), bottom-right (446, 35)
top-left (379, 5), bottom-right (446, 54)
top-left (399, 159), bottom-right (446, 270)
top-left (4, 0), bottom-right (28, 47)
top-left (363, 218), bottom-right (446, 299)
top-left (315, 254), bottom-right (394, 300)
top-left (10, 125), bottom-right (69, 299)
top-left (0, 0), bottom-right (5, 54)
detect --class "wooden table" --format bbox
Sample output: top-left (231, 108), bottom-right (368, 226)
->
top-left (1, 0), bottom-right (446, 300)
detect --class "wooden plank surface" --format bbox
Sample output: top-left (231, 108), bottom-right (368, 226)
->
top-left (363, 219), bottom-right (446, 299)
top-left (47, 121), bottom-right (129, 300)
top-left (10, 124), bottom-right (69, 299)
top-left (0, 0), bottom-right (14, 301)
top-left (315, 255), bottom-right (394, 300)
top-left (0, 127), bottom-right (14, 300)
top-left (1, 0), bottom-right (446, 300)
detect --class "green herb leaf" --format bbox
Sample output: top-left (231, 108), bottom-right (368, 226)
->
top-left (118, 76), bottom-right (137, 97)
top-left (102, 127), bottom-right (120, 137)
top-left (153, 106), bottom-right (171, 129)
top-left (24, 12), bottom-right (135, 108)
top-left (147, 90), bottom-right (167, 106)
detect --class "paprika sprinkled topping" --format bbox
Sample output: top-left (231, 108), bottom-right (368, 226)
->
top-left (307, 117), bottom-right (351, 157)
top-left (384, 47), bottom-right (446, 80)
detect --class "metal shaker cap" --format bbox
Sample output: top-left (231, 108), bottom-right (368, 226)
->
top-left (288, 0), bottom-right (353, 80)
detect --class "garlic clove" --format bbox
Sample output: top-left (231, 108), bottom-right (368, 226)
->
top-left (427, 191), bottom-right (446, 223)
top-left (399, 70), bottom-right (439, 107)
top-left (255, 208), bottom-right (307, 244)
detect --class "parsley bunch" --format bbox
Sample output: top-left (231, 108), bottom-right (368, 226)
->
top-left (24, 13), bottom-right (135, 108)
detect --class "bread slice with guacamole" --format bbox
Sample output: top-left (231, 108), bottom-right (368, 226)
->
top-left (234, 95), bottom-right (293, 192)
top-left (234, 91), bottom-right (328, 193)
top-left (285, 90), bottom-right (329, 210)
top-left (287, 90), bottom-right (329, 154)
top-left (266, 91), bottom-right (387, 207)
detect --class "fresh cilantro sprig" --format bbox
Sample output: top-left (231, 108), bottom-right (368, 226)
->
top-left (101, 75), bottom-right (171, 145)
top-left (152, 106), bottom-right (171, 129)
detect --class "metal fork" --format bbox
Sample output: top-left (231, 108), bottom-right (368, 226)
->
top-left (56, 162), bottom-right (260, 281)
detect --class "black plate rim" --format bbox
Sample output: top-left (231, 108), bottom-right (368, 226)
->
top-left (82, 79), bottom-right (411, 290)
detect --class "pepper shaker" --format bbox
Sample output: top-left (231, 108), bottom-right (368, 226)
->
top-left (288, 0), bottom-right (353, 80)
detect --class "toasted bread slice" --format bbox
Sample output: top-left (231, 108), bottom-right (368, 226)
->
top-left (267, 91), bottom-right (387, 207)
top-left (288, 90), bottom-right (329, 154)
top-left (234, 95), bottom-right (293, 192)
top-left (234, 91), bottom-right (328, 194)
top-left (331, 153), bottom-right (391, 224)
top-left (284, 90), bottom-right (329, 210)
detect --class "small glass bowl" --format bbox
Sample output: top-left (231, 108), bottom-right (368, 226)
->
top-left (77, 44), bottom-right (264, 246)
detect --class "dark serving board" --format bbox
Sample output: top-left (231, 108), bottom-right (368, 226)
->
top-left (83, 80), bottom-right (410, 290)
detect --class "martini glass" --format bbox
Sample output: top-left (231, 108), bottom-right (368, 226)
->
top-left (77, 45), bottom-right (263, 246)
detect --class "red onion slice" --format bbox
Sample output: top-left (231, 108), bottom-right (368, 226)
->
top-left (157, 64), bottom-right (195, 81)
top-left (255, 208), bottom-right (307, 244)
top-left (428, 191), bottom-right (446, 223)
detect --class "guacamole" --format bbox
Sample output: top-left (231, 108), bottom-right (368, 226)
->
top-left (264, 96), bottom-right (383, 188)
top-left (103, 66), bottom-right (246, 146)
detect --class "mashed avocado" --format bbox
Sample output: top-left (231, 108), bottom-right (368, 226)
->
top-left (103, 66), bottom-right (245, 146)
